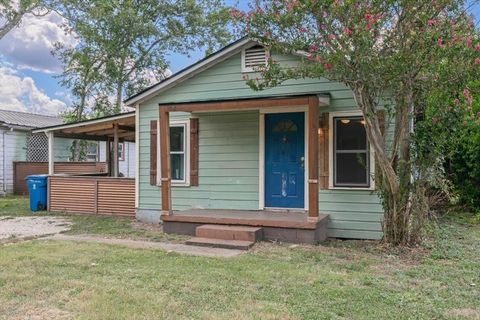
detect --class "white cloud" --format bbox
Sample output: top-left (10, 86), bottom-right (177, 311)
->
top-left (0, 11), bottom-right (76, 74)
top-left (0, 66), bottom-right (66, 115)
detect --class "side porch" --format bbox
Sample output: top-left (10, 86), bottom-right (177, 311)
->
top-left (32, 112), bottom-right (136, 217)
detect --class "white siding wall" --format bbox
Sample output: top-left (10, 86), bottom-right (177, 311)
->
top-left (0, 129), bottom-right (27, 194)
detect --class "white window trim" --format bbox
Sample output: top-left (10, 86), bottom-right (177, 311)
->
top-left (86, 142), bottom-right (99, 162)
top-left (241, 46), bottom-right (269, 73)
top-left (156, 119), bottom-right (191, 187)
top-left (328, 111), bottom-right (376, 190)
top-left (135, 104), bottom-right (140, 208)
top-left (118, 142), bottom-right (125, 161)
top-left (259, 106), bottom-right (309, 211)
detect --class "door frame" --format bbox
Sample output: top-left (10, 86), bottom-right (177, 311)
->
top-left (259, 106), bottom-right (309, 210)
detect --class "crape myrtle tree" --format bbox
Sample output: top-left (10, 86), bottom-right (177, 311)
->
top-left (233, 0), bottom-right (480, 245)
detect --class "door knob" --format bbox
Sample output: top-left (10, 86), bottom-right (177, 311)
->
top-left (300, 156), bottom-right (305, 168)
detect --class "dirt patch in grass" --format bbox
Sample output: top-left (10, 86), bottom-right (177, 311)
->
top-left (446, 308), bottom-right (480, 319)
top-left (4, 303), bottom-right (72, 320)
top-left (0, 216), bottom-right (71, 243)
top-left (131, 220), bottom-right (163, 232)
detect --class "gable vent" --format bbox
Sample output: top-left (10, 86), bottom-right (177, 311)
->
top-left (242, 45), bottom-right (267, 72)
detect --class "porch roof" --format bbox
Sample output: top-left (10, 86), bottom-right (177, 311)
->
top-left (32, 112), bottom-right (135, 142)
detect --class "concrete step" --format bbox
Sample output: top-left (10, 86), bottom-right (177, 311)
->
top-left (196, 224), bottom-right (263, 242)
top-left (186, 237), bottom-right (254, 250)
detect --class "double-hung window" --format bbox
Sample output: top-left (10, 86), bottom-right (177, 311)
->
top-left (333, 116), bottom-right (370, 188)
top-left (86, 143), bottom-right (99, 162)
top-left (170, 123), bottom-right (187, 183)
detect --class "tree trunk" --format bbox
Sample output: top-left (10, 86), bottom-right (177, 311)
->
top-left (72, 91), bottom-right (87, 161)
top-left (352, 84), bottom-right (417, 245)
top-left (114, 81), bottom-right (123, 113)
top-left (0, 12), bottom-right (24, 39)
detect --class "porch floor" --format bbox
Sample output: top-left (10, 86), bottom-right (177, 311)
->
top-left (162, 209), bottom-right (328, 229)
top-left (162, 209), bottom-right (330, 244)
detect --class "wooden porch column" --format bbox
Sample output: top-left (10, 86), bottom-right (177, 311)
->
top-left (105, 139), bottom-right (111, 176)
top-left (308, 96), bottom-right (319, 221)
top-left (159, 108), bottom-right (172, 215)
top-left (113, 124), bottom-right (119, 177)
top-left (47, 131), bottom-right (54, 175)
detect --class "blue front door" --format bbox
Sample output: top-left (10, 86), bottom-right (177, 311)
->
top-left (265, 112), bottom-right (305, 208)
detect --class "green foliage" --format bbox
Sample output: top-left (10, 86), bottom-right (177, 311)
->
top-left (55, 0), bottom-right (233, 113)
top-left (0, 0), bottom-right (48, 39)
top-left (416, 80), bottom-right (480, 212)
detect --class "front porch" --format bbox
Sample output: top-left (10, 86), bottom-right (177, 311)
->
top-left (162, 209), bottom-right (329, 244)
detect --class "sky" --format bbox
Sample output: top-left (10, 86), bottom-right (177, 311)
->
top-left (0, 1), bottom-right (477, 116)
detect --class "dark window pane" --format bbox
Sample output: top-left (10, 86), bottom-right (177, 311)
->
top-left (335, 153), bottom-right (368, 185)
top-left (335, 118), bottom-right (367, 150)
top-left (171, 154), bottom-right (184, 181)
top-left (170, 126), bottom-right (184, 152)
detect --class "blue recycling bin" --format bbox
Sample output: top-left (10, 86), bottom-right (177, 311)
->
top-left (25, 175), bottom-right (48, 212)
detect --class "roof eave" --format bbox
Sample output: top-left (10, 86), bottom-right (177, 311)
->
top-left (32, 112), bottom-right (135, 134)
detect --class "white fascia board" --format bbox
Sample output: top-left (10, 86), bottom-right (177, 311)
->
top-left (32, 113), bottom-right (135, 134)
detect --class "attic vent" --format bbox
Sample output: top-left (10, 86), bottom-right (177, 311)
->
top-left (242, 45), bottom-right (268, 72)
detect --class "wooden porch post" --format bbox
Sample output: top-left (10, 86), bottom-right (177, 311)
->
top-left (308, 96), bottom-right (319, 221)
top-left (105, 139), bottom-right (111, 176)
top-left (47, 131), bottom-right (54, 175)
top-left (113, 124), bottom-right (119, 177)
top-left (159, 108), bottom-right (172, 215)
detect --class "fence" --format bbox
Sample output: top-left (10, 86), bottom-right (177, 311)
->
top-left (47, 175), bottom-right (135, 217)
top-left (13, 162), bottom-right (106, 195)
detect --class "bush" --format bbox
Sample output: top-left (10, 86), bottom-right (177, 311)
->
top-left (416, 81), bottom-right (480, 214)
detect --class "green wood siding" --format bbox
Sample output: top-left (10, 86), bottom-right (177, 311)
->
top-left (139, 110), bottom-right (259, 211)
top-left (137, 51), bottom-right (385, 240)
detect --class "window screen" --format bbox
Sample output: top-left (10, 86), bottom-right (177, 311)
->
top-left (333, 117), bottom-right (370, 187)
top-left (170, 125), bottom-right (185, 182)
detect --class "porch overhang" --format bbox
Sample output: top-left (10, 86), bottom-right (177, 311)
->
top-left (32, 112), bottom-right (135, 142)
top-left (159, 94), bottom-right (330, 112)
top-left (32, 112), bottom-right (135, 176)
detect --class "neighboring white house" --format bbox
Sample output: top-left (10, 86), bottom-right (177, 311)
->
top-left (0, 110), bottom-right (66, 195)
top-left (0, 109), bottom-right (135, 195)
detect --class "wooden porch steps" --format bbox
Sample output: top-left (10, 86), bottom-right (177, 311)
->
top-left (196, 225), bottom-right (263, 242)
top-left (186, 224), bottom-right (264, 250)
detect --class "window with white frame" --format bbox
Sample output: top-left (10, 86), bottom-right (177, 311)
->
top-left (118, 142), bottom-right (125, 161)
top-left (169, 123), bottom-right (187, 183)
top-left (333, 116), bottom-right (370, 187)
top-left (86, 143), bottom-right (99, 162)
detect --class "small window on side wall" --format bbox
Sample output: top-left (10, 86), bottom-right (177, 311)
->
top-left (86, 143), bottom-right (99, 162)
top-left (118, 143), bottom-right (125, 161)
top-left (333, 116), bottom-right (370, 188)
top-left (170, 124), bottom-right (186, 183)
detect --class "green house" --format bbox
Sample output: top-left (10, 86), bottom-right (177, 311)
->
top-left (126, 38), bottom-right (386, 243)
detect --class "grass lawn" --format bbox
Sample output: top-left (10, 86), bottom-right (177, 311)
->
top-left (0, 197), bottom-right (479, 319)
